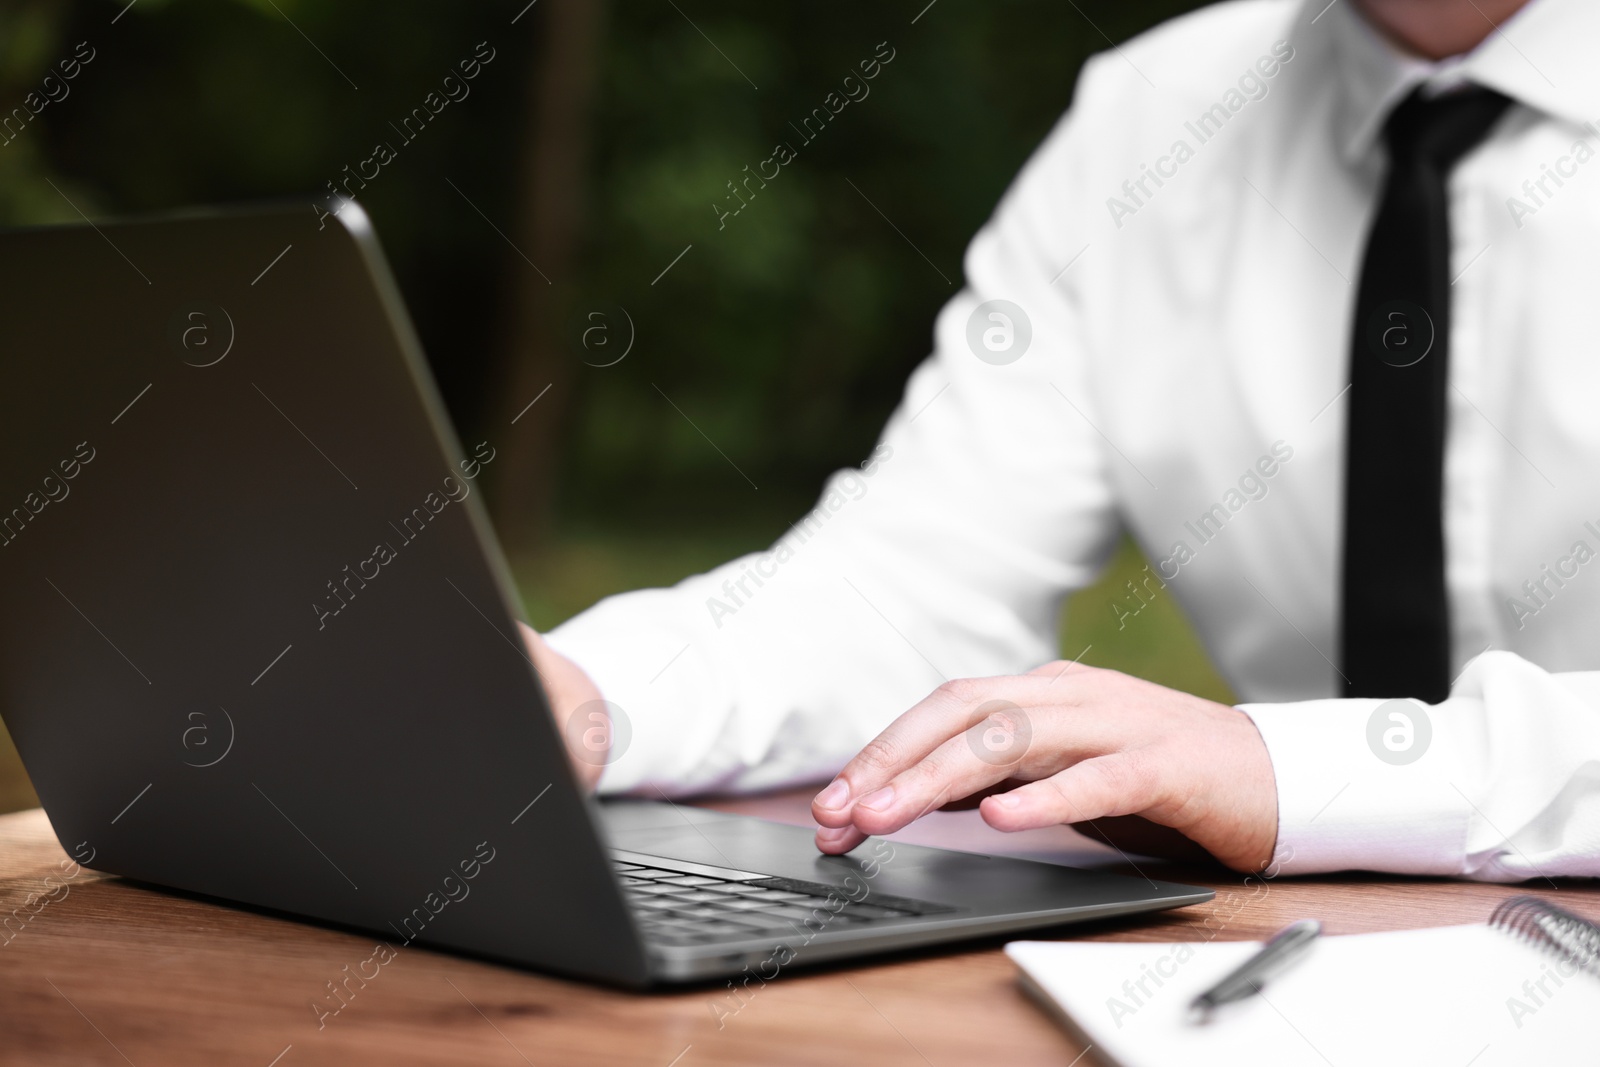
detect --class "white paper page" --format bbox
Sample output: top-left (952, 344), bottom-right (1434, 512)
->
top-left (1007, 924), bottom-right (1598, 1067)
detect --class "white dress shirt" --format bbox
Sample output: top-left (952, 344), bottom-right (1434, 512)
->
top-left (549, 0), bottom-right (1600, 882)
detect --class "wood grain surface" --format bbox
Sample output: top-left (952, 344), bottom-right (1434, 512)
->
top-left (2, 793), bottom-right (1596, 1067)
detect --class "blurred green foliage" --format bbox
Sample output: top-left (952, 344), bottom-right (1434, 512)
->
top-left (0, 0), bottom-right (1230, 813)
top-left (5, 0), bottom-right (1210, 523)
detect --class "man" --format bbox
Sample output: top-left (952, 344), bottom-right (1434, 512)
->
top-left (527, 0), bottom-right (1600, 882)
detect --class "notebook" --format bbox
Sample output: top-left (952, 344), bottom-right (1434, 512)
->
top-left (1006, 896), bottom-right (1600, 1066)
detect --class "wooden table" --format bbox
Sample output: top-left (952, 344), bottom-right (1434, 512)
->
top-left (2, 793), bottom-right (1596, 1066)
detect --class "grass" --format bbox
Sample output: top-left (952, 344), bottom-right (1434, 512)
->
top-left (0, 529), bottom-right (1233, 816)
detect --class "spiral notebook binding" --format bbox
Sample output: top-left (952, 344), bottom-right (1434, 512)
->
top-left (1489, 895), bottom-right (1600, 979)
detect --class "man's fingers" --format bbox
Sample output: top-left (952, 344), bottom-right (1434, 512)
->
top-left (813, 671), bottom-right (1120, 831)
top-left (814, 823), bottom-right (868, 855)
top-left (809, 667), bottom-right (1271, 870)
top-left (813, 677), bottom-right (1016, 827)
top-left (979, 752), bottom-right (1159, 833)
top-left (846, 727), bottom-right (1023, 836)
top-left (937, 777), bottom-right (1028, 810)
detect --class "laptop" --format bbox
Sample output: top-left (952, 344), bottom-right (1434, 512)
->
top-left (0, 201), bottom-right (1211, 986)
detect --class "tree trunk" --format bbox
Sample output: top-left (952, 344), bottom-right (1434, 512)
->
top-left (489, 0), bottom-right (608, 554)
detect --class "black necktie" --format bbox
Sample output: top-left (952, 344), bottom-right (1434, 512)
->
top-left (1341, 85), bottom-right (1512, 703)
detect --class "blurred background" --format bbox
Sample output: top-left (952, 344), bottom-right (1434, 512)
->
top-left (0, 0), bottom-right (1227, 815)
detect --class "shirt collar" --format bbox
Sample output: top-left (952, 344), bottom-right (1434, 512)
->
top-left (1287, 0), bottom-right (1600, 164)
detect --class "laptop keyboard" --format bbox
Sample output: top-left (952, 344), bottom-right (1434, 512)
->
top-left (614, 859), bottom-right (955, 945)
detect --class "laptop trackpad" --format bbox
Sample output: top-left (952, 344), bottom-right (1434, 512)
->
top-left (602, 796), bottom-right (946, 867)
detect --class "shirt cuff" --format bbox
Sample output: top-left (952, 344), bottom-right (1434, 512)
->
top-left (1237, 697), bottom-right (1472, 877)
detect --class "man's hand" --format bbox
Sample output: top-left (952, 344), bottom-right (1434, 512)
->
top-left (809, 663), bottom-right (1279, 872)
top-left (519, 623), bottom-right (607, 792)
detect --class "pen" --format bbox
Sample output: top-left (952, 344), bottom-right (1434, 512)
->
top-left (1187, 919), bottom-right (1322, 1023)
